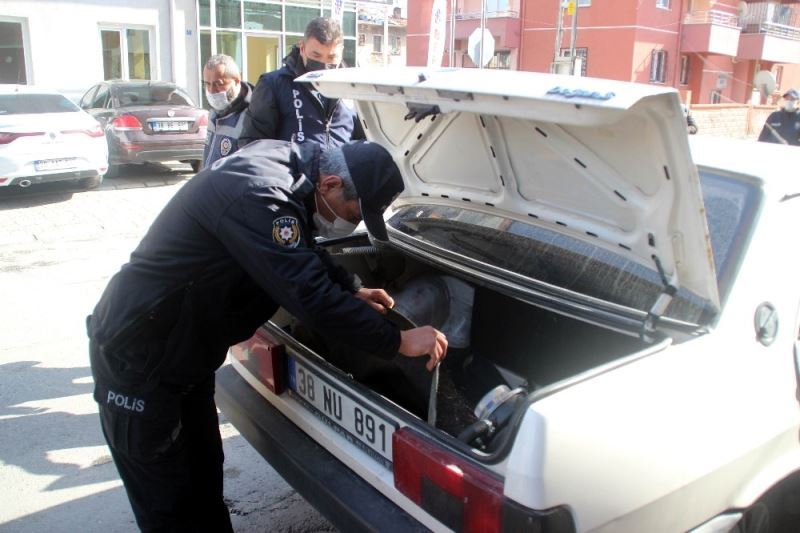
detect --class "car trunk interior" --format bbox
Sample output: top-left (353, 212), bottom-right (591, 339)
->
top-left (283, 235), bottom-right (649, 451)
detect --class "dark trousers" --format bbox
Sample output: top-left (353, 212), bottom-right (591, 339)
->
top-left (98, 377), bottom-right (233, 533)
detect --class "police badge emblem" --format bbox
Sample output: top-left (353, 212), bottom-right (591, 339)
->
top-left (272, 216), bottom-right (301, 248)
top-left (220, 137), bottom-right (232, 156)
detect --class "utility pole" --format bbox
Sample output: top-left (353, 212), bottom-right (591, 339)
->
top-left (552, 0), bottom-right (566, 73)
top-left (479, 0), bottom-right (487, 68)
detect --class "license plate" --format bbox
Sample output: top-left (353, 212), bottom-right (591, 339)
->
top-left (151, 121), bottom-right (189, 132)
top-left (34, 158), bottom-right (77, 171)
top-left (288, 356), bottom-right (397, 467)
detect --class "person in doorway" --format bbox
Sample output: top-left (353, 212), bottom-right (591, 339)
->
top-left (758, 88), bottom-right (800, 146)
top-left (201, 54), bottom-right (253, 169)
top-left (238, 16), bottom-right (364, 148)
top-left (86, 139), bottom-right (447, 532)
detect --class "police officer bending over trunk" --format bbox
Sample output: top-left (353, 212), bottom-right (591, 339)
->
top-left (86, 139), bottom-right (447, 532)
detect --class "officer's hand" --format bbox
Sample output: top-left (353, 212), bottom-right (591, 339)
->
top-left (355, 288), bottom-right (394, 314)
top-left (399, 327), bottom-right (448, 372)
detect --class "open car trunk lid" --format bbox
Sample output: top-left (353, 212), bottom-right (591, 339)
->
top-left (300, 67), bottom-right (720, 330)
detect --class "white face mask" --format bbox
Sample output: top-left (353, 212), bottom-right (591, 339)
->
top-left (313, 190), bottom-right (358, 239)
top-left (784, 100), bottom-right (798, 113)
top-left (205, 82), bottom-right (240, 112)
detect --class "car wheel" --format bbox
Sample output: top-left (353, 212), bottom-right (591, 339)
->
top-left (79, 175), bottom-right (103, 190)
top-left (104, 164), bottom-right (120, 178)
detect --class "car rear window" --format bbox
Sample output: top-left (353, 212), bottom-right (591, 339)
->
top-left (0, 94), bottom-right (79, 115)
top-left (115, 85), bottom-right (193, 107)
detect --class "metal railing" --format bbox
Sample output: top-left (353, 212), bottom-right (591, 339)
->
top-left (683, 9), bottom-right (739, 28)
top-left (740, 2), bottom-right (800, 40)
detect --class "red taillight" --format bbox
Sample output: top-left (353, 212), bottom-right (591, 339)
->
top-left (229, 328), bottom-right (286, 394)
top-left (62, 124), bottom-right (105, 138)
top-left (197, 113), bottom-right (209, 127)
top-left (111, 115), bottom-right (143, 130)
top-left (393, 427), bottom-right (504, 532)
top-left (0, 131), bottom-right (45, 144)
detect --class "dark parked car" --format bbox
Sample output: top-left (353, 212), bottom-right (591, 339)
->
top-left (79, 80), bottom-right (207, 173)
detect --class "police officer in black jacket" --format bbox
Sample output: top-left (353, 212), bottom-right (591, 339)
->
top-left (238, 17), bottom-right (363, 148)
top-left (87, 139), bottom-right (447, 532)
top-left (758, 88), bottom-right (800, 146)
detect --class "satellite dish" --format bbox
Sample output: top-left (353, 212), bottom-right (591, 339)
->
top-left (754, 70), bottom-right (776, 98)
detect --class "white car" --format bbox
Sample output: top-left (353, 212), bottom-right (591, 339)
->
top-left (216, 68), bottom-right (800, 533)
top-left (0, 85), bottom-right (108, 190)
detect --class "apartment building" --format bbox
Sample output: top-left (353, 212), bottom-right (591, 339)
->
top-left (406, 0), bottom-right (800, 104)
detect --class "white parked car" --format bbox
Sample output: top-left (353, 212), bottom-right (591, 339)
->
top-left (216, 68), bottom-right (800, 533)
top-left (0, 85), bottom-right (108, 190)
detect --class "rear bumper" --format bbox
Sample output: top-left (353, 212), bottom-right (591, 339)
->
top-left (110, 146), bottom-right (204, 165)
top-left (215, 364), bottom-right (426, 533)
top-left (0, 169), bottom-right (102, 188)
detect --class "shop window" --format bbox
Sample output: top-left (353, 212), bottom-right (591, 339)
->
top-left (679, 55), bottom-right (689, 85)
top-left (650, 49), bottom-right (667, 83)
top-left (199, 0), bottom-right (211, 27)
top-left (286, 6), bottom-right (318, 33)
top-left (101, 27), bottom-right (151, 81)
top-left (216, 0), bottom-right (241, 29)
top-left (216, 31), bottom-right (242, 68)
top-left (0, 20), bottom-right (28, 84)
top-left (244, 2), bottom-right (281, 31)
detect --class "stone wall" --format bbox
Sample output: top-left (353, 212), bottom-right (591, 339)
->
top-left (690, 104), bottom-right (777, 139)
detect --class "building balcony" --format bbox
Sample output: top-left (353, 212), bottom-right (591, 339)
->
top-left (454, 11), bottom-right (520, 49)
top-left (681, 10), bottom-right (741, 56)
top-left (738, 2), bottom-right (800, 62)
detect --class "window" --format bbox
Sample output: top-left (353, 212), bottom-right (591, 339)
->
top-left (389, 35), bottom-right (402, 55)
top-left (578, 0), bottom-right (591, 6)
top-left (679, 55), bottom-right (690, 85)
top-left (656, 0), bottom-right (670, 8)
top-left (0, 93), bottom-right (79, 115)
top-left (0, 20), bottom-right (28, 84)
top-left (373, 34), bottom-right (383, 54)
top-left (285, 6), bottom-right (318, 33)
top-left (710, 90), bottom-right (722, 104)
top-left (101, 27), bottom-right (152, 80)
top-left (359, 33), bottom-right (366, 46)
top-left (560, 47), bottom-right (588, 76)
top-left (216, 0), bottom-right (241, 29)
top-left (487, 50), bottom-right (511, 69)
top-left (650, 49), bottom-right (667, 83)
top-left (244, 2), bottom-right (281, 31)
top-left (91, 84), bottom-right (111, 109)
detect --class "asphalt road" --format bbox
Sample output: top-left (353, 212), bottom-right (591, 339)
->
top-left (0, 163), bottom-right (336, 532)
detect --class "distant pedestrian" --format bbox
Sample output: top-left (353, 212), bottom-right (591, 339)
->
top-left (238, 17), bottom-right (363, 149)
top-left (758, 88), bottom-right (800, 146)
top-left (683, 104), bottom-right (698, 135)
top-left (201, 54), bottom-right (253, 169)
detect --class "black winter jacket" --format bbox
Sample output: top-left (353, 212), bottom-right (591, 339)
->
top-left (238, 46), bottom-right (364, 148)
top-left (758, 108), bottom-right (800, 146)
top-left (88, 140), bottom-right (400, 394)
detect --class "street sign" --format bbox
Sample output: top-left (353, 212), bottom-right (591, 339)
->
top-left (467, 28), bottom-right (494, 67)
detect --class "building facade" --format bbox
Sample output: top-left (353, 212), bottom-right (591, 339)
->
top-left (0, 0), bottom-right (406, 106)
top-left (406, 0), bottom-right (800, 104)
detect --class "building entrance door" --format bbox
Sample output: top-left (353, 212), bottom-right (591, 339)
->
top-left (245, 35), bottom-right (280, 84)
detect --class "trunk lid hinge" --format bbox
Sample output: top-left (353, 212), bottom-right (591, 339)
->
top-left (641, 254), bottom-right (679, 343)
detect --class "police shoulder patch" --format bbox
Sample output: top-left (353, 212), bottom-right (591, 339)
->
top-left (220, 137), bottom-right (232, 155)
top-left (273, 216), bottom-right (301, 248)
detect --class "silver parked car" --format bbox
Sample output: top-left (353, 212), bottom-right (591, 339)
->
top-left (216, 68), bottom-right (800, 533)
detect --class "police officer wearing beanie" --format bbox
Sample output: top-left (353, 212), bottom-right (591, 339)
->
top-left (238, 17), bottom-right (363, 148)
top-left (86, 140), bottom-right (448, 532)
top-left (758, 88), bottom-right (800, 146)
